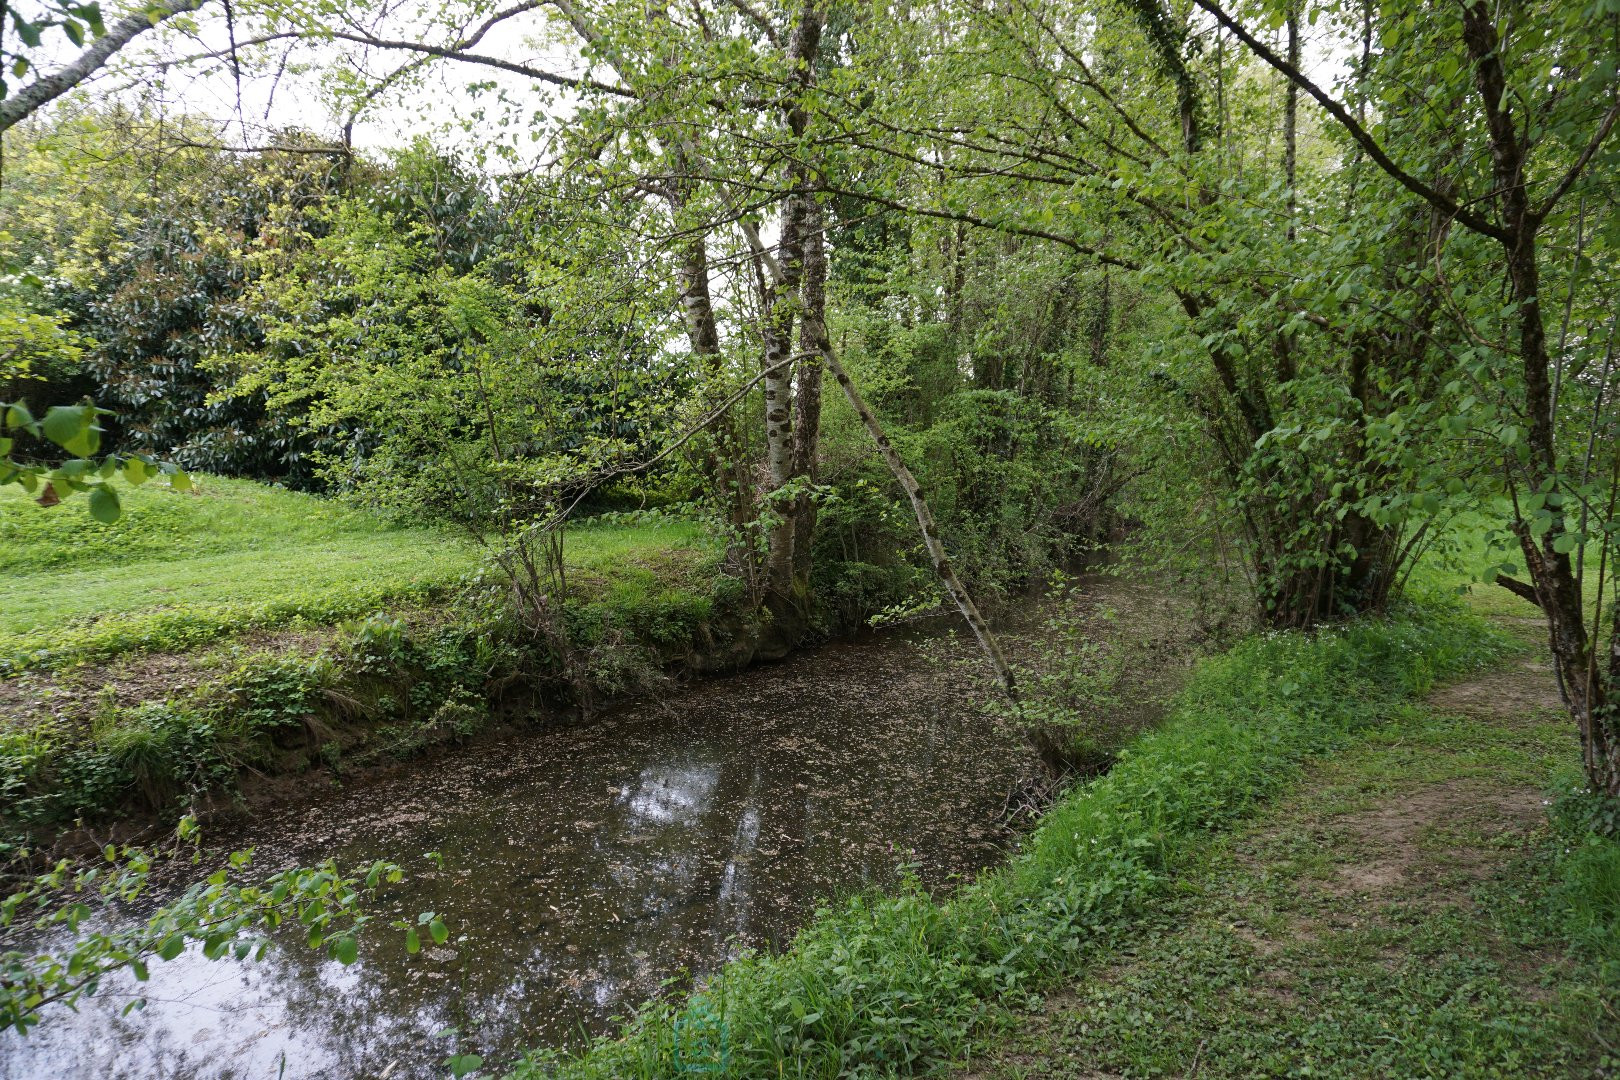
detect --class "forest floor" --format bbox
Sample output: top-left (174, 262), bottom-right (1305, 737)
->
top-left (955, 604), bottom-right (1619, 1079)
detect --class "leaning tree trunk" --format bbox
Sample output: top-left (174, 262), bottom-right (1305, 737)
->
top-left (809, 316), bottom-right (1072, 775)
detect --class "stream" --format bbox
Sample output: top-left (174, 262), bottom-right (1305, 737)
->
top-left (1, 625), bottom-right (1040, 1079)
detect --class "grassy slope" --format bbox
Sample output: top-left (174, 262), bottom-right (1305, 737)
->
top-left (957, 615), bottom-right (1616, 1078)
top-left (1, 477), bottom-right (725, 833)
top-left (0, 477), bottom-right (709, 669)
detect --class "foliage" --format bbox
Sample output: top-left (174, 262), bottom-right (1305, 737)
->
top-left (0, 0), bottom-right (106, 104)
top-left (1, 397), bottom-right (188, 521)
top-left (986, 582), bottom-right (1131, 774)
top-left (1551, 777), bottom-right (1620, 980)
top-left (224, 152), bottom-right (684, 518)
top-left (59, 147), bottom-right (350, 485)
top-left (1, 114), bottom-right (355, 485)
top-left (0, 816), bottom-right (426, 1035)
top-left (0, 294), bottom-right (84, 385)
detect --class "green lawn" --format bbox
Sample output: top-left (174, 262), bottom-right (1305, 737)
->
top-left (0, 476), bottom-right (712, 669)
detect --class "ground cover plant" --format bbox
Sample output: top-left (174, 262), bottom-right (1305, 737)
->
top-left (957, 624), bottom-right (1618, 1078)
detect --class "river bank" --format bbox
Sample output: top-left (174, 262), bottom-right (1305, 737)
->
top-left (0, 570), bottom-right (1207, 1077)
top-left (1, 470), bottom-right (1137, 848)
top-left (956, 605), bottom-right (1620, 1078)
top-left (509, 594), bottom-right (1560, 1078)
top-left (0, 478), bottom-right (779, 843)
top-left (0, 611), bottom-right (1044, 1078)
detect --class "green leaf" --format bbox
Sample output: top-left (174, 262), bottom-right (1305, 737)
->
top-left (429, 918), bottom-right (448, 945)
top-left (87, 485), bottom-right (120, 527)
top-left (41, 405), bottom-right (97, 456)
top-left (157, 936), bottom-right (184, 961)
top-left (405, 928), bottom-right (420, 954)
top-left (334, 935), bottom-right (358, 966)
top-left (448, 1054), bottom-right (483, 1078)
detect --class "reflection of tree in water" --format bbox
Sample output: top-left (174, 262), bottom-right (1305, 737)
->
top-left (4, 624), bottom-right (1037, 1080)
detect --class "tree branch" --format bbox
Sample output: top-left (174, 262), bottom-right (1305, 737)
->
top-left (0, 0), bottom-right (208, 133)
top-left (1494, 573), bottom-right (1543, 608)
top-left (1188, 0), bottom-right (1509, 243)
top-left (1533, 94), bottom-right (1620, 222)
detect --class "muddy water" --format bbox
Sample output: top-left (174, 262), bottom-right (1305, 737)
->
top-left (2, 628), bottom-right (1038, 1079)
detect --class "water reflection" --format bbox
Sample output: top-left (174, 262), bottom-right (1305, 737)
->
top-left (2, 629), bottom-right (1035, 1079)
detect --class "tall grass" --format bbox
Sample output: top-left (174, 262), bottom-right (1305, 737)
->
top-left (510, 602), bottom-right (1509, 1078)
top-left (1551, 773), bottom-right (1620, 981)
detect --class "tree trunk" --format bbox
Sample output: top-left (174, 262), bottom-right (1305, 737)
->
top-left (678, 236), bottom-right (755, 538)
top-left (1460, 0), bottom-right (1620, 798)
top-left (791, 197), bottom-right (828, 591)
top-left (758, 196), bottom-right (805, 603)
top-left (812, 330), bottom-right (1072, 773)
top-left (757, 7), bottom-right (825, 607)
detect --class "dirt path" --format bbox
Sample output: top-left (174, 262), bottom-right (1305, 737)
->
top-left (958, 634), bottom-right (1615, 1078)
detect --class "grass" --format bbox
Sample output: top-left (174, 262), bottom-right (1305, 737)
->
top-left (0, 477), bottom-right (714, 671)
top-left (959, 629), bottom-right (1616, 1078)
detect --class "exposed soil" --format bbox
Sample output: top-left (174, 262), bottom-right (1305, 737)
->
top-left (1427, 654), bottom-right (1565, 720)
top-left (0, 627), bottom-right (340, 736)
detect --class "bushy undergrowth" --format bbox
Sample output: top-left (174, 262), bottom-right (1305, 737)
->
top-left (1551, 778), bottom-right (1620, 981)
top-left (510, 602), bottom-right (1509, 1079)
top-left (0, 615), bottom-right (496, 832)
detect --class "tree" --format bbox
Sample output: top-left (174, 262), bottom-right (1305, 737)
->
top-left (1194, 0), bottom-right (1620, 796)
